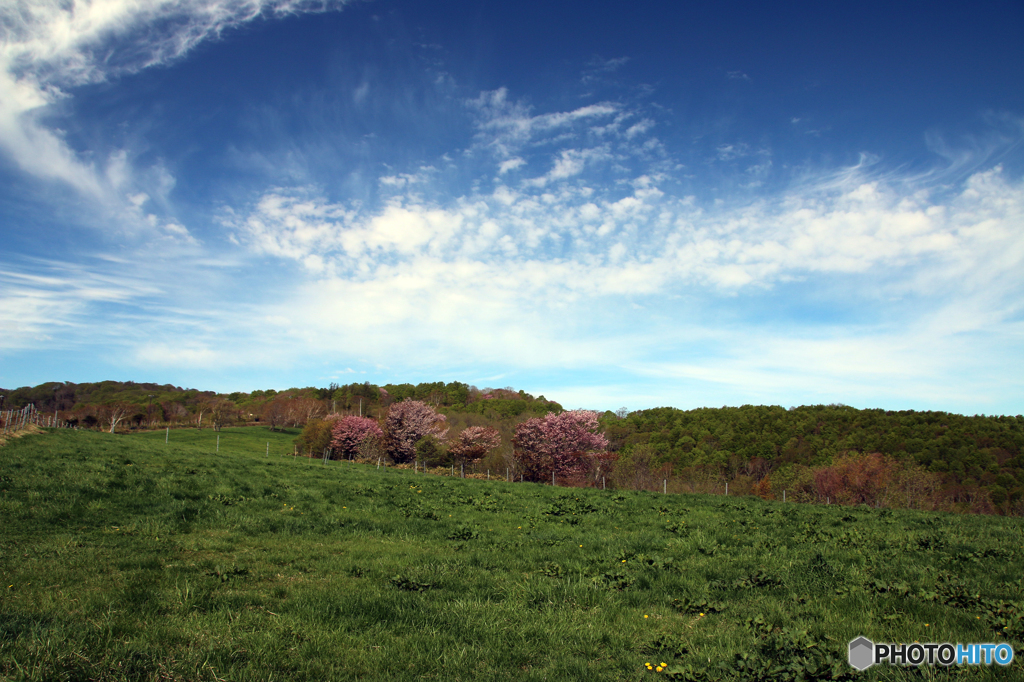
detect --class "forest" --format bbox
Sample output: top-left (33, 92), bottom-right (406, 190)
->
top-left (2, 380), bottom-right (1022, 516)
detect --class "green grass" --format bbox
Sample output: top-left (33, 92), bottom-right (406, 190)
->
top-left (1, 427), bottom-right (1022, 681)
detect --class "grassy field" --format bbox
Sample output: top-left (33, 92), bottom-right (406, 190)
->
top-left (0, 427), bottom-right (1021, 681)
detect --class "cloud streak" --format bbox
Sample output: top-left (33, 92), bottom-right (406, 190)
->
top-left (0, 0), bottom-right (349, 234)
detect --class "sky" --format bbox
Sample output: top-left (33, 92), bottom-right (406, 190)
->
top-left (1, 0), bottom-right (1022, 415)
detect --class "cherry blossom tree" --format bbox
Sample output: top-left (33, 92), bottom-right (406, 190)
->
top-left (449, 426), bottom-right (502, 467)
top-left (513, 410), bottom-right (609, 482)
top-left (384, 399), bottom-right (448, 463)
top-left (330, 416), bottom-right (384, 460)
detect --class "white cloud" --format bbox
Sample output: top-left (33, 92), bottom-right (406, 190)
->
top-left (625, 119), bottom-right (653, 139)
top-left (716, 143), bottom-right (751, 161)
top-left (0, 260), bottom-right (162, 350)
top-left (233, 163), bottom-right (1024, 308)
top-left (353, 80), bottom-right (369, 104)
top-left (469, 88), bottom-right (619, 163)
top-left (134, 343), bottom-right (230, 368)
top-left (0, 0), bottom-right (350, 233)
top-left (498, 157), bottom-right (525, 174)
top-left (217, 157), bottom-right (1024, 410)
top-left (581, 56), bottom-right (629, 84)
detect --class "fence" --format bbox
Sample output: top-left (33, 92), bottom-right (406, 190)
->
top-left (1, 404), bottom-right (77, 434)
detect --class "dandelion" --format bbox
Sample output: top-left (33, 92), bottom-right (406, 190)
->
top-left (656, 666), bottom-right (663, 672)
top-left (699, 613), bottom-right (704, 617)
top-left (644, 614), bottom-right (649, 619)
top-left (622, 559), bottom-right (627, 563)
top-left (579, 544), bottom-right (583, 548)
top-left (925, 623), bottom-right (929, 627)
top-left (660, 663), bottom-right (666, 667)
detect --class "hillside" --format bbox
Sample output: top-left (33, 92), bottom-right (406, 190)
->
top-left (0, 380), bottom-right (560, 428)
top-left (0, 428), bottom-right (1021, 680)
top-left (2, 381), bottom-right (1022, 515)
top-left (607, 405), bottom-right (1024, 515)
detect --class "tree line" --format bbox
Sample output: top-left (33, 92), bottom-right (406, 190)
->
top-left (0, 380), bottom-right (559, 432)
top-left (603, 404), bottom-right (1024, 515)
top-left (2, 381), bottom-right (1022, 515)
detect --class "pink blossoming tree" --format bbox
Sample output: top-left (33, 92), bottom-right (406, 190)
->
top-left (330, 416), bottom-right (384, 460)
top-left (513, 410), bottom-right (609, 482)
top-left (449, 426), bottom-right (502, 466)
top-left (384, 399), bottom-right (448, 463)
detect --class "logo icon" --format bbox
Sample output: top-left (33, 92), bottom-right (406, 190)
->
top-left (849, 637), bottom-right (874, 671)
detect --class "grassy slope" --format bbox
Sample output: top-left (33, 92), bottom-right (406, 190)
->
top-left (0, 428), bottom-right (1021, 681)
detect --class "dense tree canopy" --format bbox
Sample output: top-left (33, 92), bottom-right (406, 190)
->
top-left (513, 410), bottom-right (609, 482)
top-left (330, 416), bottom-right (383, 460)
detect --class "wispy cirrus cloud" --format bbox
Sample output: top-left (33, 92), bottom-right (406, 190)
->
top-left (0, 0), bottom-right (350, 237)
top-left (468, 87), bottom-right (620, 161)
top-left (0, 258), bottom-right (161, 350)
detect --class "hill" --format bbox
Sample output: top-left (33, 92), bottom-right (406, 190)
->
top-left (606, 405), bottom-right (1024, 515)
top-left (0, 428), bottom-right (1021, 680)
top-left (2, 380), bottom-right (1022, 515)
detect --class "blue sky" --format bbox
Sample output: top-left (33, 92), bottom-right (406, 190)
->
top-left (1, 0), bottom-right (1022, 414)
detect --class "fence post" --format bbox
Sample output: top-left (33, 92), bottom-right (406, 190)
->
top-left (603, 476), bottom-right (606, 490)
top-left (266, 442), bottom-right (269, 457)
top-left (216, 434), bottom-right (220, 452)
top-left (725, 481), bottom-right (728, 496)
top-left (166, 427), bottom-right (169, 443)
top-left (783, 490), bottom-right (786, 503)
top-left (663, 479), bottom-right (667, 494)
